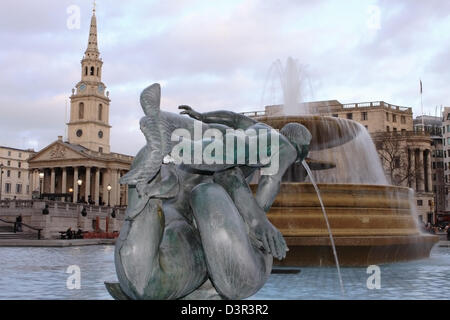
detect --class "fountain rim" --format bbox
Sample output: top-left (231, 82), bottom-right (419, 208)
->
top-left (252, 182), bottom-right (414, 192)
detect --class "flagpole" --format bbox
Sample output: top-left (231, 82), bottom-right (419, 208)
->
top-left (420, 79), bottom-right (424, 130)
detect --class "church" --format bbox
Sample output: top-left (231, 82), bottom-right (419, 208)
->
top-left (28, 7), bottom-right (132, 206)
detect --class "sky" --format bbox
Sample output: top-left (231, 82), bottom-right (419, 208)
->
top-left (1, 0), bottom-right (449, 155)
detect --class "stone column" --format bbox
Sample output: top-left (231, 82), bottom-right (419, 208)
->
top-left (116, 170), bottom-right (121, 206)
top-left (85, 167), bottom-right (91, 202)
top-left (110, 169), bottom-right (117, 206)
top-left (94, 168), bottom-right (100, 205)
top-left (102, 169), bottom-right (110, 206)
top-left (61, 168), bottom-right (67, 194)
top-left (73, 167), bottom-right (78, 203)
top-left (410, 149), bottom-right (416, 190)
top-left (418, 149), bottom-right (425, 192)
top-left (50, 168), bottom-right (55, 194)
top-left (427, 149), bottom-right (432, 193)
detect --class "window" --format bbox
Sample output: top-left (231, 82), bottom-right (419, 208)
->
top-left (417, 200), bottom-right (423, 206)
top-left (386, 126), bottom-right (390, 132)
top-left (393, 128), bottom-right (397, 132)
top-left (433, 173), bottom-right (436, 181)
top-left (401, 116), bottom-right (406, 124)
top-left (97, 67), bottom-right (99, 76)
top-left (18, 162), bottom-right (21, 168)
top-left (8, 151), bottom-right (11, 156)
top-left (386, 113), bottom-right (390, 121)
top-left (6, 170), bottom-right (10, 177)
top-left (5, 183), bottom-right (11, 194)
top-left (7, 160), bottom-right (10, 166)
top-left (16, 184), bottom-right (22, 194)
top-left (98, 104), bottom-right (103, 120)
top-left (90, 66), bottom-right (95, 76)
top-left (18, 152), bottom-right (21, 158)
top-left (392, 114), bottom-right (397, 123)
top-left (332, 114), bottom-right (338, 118)
top-left (18, 171), bottom-right (21, 178)
top-left (99, 147), bottom-right (103, 153)
top-left (447, 114), bottom-right (450, 120)
top-left (346, 113), bottom-right (353, 120)
top-left (26, 185), bottom-right (29, 194)
top-left (401, 129), bottom-right (406, 132)
top-left (79, 102), bottom-right (84, 119)
top-left (394, 156), bottom-right (401, 168)
top-left (361, 112), bottom-right (368, 121)
top-left (85, 66), bottom-right (88, 76)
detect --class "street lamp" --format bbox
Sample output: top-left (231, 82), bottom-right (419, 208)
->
top-left (77, 179), bottom-right (82, 202)
top-left (107, 184), bottom-right (112, 207)
top-left (0, 163), bottom-right (3, 201)
top-left (39, 172), bottom-right (44, 199)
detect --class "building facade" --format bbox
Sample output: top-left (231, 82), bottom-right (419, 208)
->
top-left (27, 8), bottom-right (132, 206)
top-left (0, 146), bottom-right (36, 200)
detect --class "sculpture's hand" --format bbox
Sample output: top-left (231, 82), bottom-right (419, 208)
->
top-left (252, 217), bottom-right (288, 260)
top-left (179, 105), bottom-right (203, 121)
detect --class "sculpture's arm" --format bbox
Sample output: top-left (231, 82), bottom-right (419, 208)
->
top-left (255, 140), bottom-right (298, 212)
top-left (179, 105), bottom-right (257, 130)
top-left (213, 167), bottom-right (287, 260)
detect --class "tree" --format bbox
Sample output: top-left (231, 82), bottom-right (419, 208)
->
top-left (373, 133), bottom-right (423, 188)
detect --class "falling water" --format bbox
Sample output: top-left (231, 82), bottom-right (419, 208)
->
top-left (302, 159), bottom-right (346, 296)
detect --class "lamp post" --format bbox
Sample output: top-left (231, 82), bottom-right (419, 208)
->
top-left (107, 184), bottom-right (112, 207)
top-left (0, 163), bottom-right (3, 201)
top-left (77, 179), bottom-right (82, 203)
top-left (69, 188), bottom-right (73, 202)
top-left (39, 172), bottom-right (44, 199)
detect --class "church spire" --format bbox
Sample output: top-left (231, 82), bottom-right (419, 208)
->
top-left (85, 2), bottom-right (99, 59)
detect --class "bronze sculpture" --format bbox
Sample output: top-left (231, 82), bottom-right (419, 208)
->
top-left (106, 83), bottom-right (311, 299)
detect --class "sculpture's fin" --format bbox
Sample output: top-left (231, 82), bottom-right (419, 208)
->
top-left (105, 282), bottom-right (131, 300)
top-left (140, 83), bottom-right (161, 116)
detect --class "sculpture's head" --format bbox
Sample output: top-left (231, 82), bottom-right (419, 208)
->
top-left (280, 122), bottom-right (312, 163)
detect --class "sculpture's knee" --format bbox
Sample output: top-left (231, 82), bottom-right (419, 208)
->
top-left (190, 183), bottom-right (227, 217)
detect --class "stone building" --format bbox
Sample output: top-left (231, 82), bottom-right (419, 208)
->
top-left (250, 100), bottom-right (434, 223)
top-left (414, 115), bottom-right (445, 223)
top-left (27, 8), bottom-right (132, 206)
top-left (0, 146), bottom-right (36, 200)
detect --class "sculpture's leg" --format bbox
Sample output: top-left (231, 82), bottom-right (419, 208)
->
top-left (190, 183), bottom-right (272, 300)
top-left (115, 187), bottom-right (207, 300)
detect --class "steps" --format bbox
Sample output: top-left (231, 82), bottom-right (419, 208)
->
top-left (0, 232), bottom-right (38, 240)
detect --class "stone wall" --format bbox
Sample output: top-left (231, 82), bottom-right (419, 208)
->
top-left (0, 200), bottom-right (125, 239)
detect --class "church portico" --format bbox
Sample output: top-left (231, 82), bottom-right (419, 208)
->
top-left (29, 143), bottom-right (131, 207)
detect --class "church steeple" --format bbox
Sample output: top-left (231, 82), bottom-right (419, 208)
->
top-left (68, 4), bottom-right (111, 154)
top-left (85, 4), bottom-right (99, 59)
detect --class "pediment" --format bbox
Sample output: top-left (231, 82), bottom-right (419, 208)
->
top-left (29, 141), bottom-right (89, 163)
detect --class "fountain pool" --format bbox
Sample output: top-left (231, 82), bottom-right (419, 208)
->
top-left (0, 245), bottom-right (448, 300)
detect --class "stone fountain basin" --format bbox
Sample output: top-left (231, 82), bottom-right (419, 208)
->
top-left (255, 115), bottom-right (362, 151)
top-left (251, 183), bottom-right (439, 267)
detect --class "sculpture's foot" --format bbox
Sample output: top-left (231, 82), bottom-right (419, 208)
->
top-left (181, 280), bottom-right (223, 300)
top-left (105, 282), bottom-right (132, 300)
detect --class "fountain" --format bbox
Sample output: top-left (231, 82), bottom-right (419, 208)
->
top-left (251, 58), bottom-right (438, 267)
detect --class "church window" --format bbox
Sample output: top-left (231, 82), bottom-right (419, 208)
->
top-left (98, 104), bottom-right (103, 120)
top-left (97, 67), bottom-right (99, 76)
top-left (90, 66), bottom-right (95, 75)
top-left (85, 66), bottom-right (88, 76)
top-left (76, 129), bottom-right (83, 137)
top-left (79, 102), bottom-right (84, 119)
